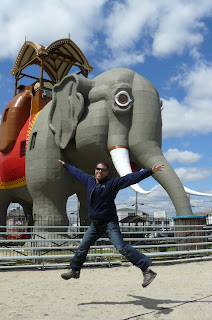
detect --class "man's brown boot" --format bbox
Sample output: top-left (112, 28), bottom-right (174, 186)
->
top-left (61, 269), bottom-right (80, 280)
top-left (142, 269), bottom-right (157, 287)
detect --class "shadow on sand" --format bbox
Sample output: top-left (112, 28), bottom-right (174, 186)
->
top-left (78, 294), bottom-right (212, 319)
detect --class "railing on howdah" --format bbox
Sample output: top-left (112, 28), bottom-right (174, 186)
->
top-left (0, 219), bottom-right (211, 270)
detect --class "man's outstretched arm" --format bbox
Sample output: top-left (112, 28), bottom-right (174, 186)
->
top-left (58, 160), bottom-right (91, 187)
top-left (111, 164), bottom-right (164, 191)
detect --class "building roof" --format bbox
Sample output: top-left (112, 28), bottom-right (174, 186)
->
top-left (173, 215), bottom-right (206, 219)
top-left (11, 38), bottom-right (93, 82)
top-left (200, 210), bottom-right (212, 216)
top-left (119, 215), bottom-right (147, 223)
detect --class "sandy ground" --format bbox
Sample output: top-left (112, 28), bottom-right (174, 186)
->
top-left (0, 261), bottom-right (211, 320)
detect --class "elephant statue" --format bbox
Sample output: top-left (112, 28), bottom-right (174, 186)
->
top-left (1, 68), bottom-right (211, 228)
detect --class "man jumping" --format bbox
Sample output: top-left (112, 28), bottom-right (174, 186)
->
top-left (58, 160), bottom-right (164, 288)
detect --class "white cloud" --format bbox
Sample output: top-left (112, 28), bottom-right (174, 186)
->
top-left (117, 181), bottom-right (212, 215)
top-left (164, 148), bottom-right (202, 164)
top-left (99, 0), bottom-right (212, 69)
top-left (0, 0), bottom-right (106, 59)
top-left (190, 198), bottom-right (212, 213)
top-left (96, 51), bottom-right (145, 70)
top-left (116, 183), bottom-right (212, 216)
top-left (152, 0), bottom-right (211, 58)
top-left (104, 0), bottom-right (157, 52)
top-left (145, 185), bottom-right (170, 202)
top-left (116, 185), bottom-right (174, 214)
top-left (1, 0), bottom-right (212, 69)
top-left (175, 167), bottom-right (212, 183)
top-left (162, 62), bottom-right (212, 137)
top-left (136, 186), bottom-right (175, 214)
top-left (104, 0), bottom-right (212, 55)
top-left (182, 62), bottom-right (212, 102)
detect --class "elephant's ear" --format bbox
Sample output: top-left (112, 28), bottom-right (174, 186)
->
top-left (48, 74), bottom-right (94, 149)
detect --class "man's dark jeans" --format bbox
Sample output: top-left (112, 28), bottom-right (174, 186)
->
top-left (70, 221), bottom-right (151, 272)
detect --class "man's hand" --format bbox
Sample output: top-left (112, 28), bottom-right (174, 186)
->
top-left (152, 165), bottom-right (164, 173)
top-left (58, 160), bottom-right (65, 165)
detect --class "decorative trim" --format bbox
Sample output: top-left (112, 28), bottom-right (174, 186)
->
top-left (108, 145), bottom-right (128, 152)
top-left (26, 112), bottom-right (40, 147)
top-left (0, 176), bottom-right (26, 190)
top-left (0, 112), bottom-right (40, 189)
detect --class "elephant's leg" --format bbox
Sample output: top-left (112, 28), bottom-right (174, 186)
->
top-left (0, 202), bottom-right (9, 238)
top-left (136, 145), bottom-right (192, 216)
top-left (0, 190), bottom-right (12, 237)
top-left (19, 201), bottom-right (33, 226)
top-left (32, 194), bottom-right (69, 227)
top-left (76, 188), bottom-right (90, 226)
top-left (29, 195), bottom-right (69, 248)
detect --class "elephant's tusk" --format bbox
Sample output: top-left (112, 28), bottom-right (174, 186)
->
top-left (109, 146), bottom-right (151, 195)
top-left (184, 187), bottom-right (212, 197)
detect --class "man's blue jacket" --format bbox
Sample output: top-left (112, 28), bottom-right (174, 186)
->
top-left (64, 164), bottom-right (153, 223)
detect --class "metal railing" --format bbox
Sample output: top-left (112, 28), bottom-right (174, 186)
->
top-left (0, 224), bottom-right (211, 270)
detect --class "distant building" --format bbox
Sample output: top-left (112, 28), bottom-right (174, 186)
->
top-left (154, 211), bottom-right (166, 219)
top-left (7, 206), bottom-right (26, 225)
top-left (117, 207), bottom-right (146, 221)
top-left (6, 207), bottom-right (27, 240)
top-left (117, 207), bottom-right (173, 229)
top-left (200, 210), bottom-right (212, 225)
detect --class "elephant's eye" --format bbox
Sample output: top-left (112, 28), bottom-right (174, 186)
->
top-left (115, 91), bottom-right (132, 107)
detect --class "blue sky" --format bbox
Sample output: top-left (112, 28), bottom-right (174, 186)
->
top-left (1, 0), bottom-right (212, 216)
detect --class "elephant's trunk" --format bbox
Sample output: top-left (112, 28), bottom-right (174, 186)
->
top-left (135, 143), bottom-right (193, 216)
top-left (109, 143), bottom-right (193, 215)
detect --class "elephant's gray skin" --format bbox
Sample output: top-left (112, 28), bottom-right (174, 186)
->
top-left (23, 68), bottom-right (192, 227)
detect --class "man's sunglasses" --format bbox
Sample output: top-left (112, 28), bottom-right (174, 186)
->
top-left (95, 167), bottom-right (108, 172)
